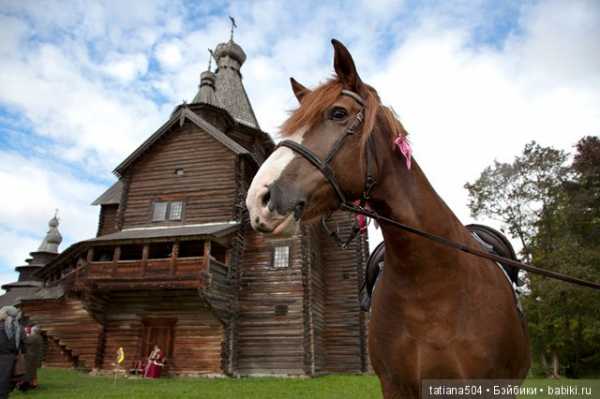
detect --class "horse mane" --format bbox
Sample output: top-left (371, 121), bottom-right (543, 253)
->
top-left (280, 78), bottom-right (408, 153)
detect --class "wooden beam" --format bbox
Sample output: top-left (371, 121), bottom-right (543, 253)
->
top-left (142, 244), bottom-right (149, 277)
top-left (112, 246), bottom-right (121, 277)
top-left (170, 242), bottom-right (179, 277)
top-left (204, 240), bottom-right (212, 258)
top-left (87, 248), bottom-right (94, 263)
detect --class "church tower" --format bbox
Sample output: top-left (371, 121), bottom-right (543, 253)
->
top-left (0, 214), bottom-right (63, 306)
top-left (2, 20), bottom-right (368, 377)
top-left (192, 27), bottom-right (259, 129)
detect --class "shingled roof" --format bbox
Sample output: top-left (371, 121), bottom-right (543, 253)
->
top-left (192, 39), bottom-right (259, 129)
top-left (92, 180), bottom-right (123, 206)
top-left (89, 222), bottom-right (240, 242)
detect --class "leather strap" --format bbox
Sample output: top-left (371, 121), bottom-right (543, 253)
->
top-left (276, 109), bottom-right (365, 205)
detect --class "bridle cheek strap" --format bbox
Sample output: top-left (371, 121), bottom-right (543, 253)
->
top-left (275, 89), bottom-right (377, 248)
top-left (276, 107), bottom-right (366, 206)
top-left (276, 139), bottom-right (349, 204)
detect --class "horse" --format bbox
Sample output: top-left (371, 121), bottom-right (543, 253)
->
top-left (245, 39), bottom-right (530, 398)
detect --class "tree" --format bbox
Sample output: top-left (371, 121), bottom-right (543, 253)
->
top-left (464, 141), bottom-right (569, 260)
top-left (465, 138), bottom-right (600, 378)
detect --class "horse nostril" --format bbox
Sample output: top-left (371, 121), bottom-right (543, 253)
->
top-left (294, 201), bottom-right (305, 220)
top-left (261, 189), bottom-right (271, 208)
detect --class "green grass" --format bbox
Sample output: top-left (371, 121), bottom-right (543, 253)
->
top-left (11, 368), bottom-right (380, 399)
top-left (10, 369), bottom-right (599, 398)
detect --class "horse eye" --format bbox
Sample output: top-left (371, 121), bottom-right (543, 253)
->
top-left (330, 107), bottom-right (348, 121)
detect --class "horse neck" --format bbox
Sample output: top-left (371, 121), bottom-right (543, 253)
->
top-left (368, 134), bottom-right (472, 280)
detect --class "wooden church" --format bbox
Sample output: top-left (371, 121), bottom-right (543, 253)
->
top-left (0, 33), bottom-right (369, 377)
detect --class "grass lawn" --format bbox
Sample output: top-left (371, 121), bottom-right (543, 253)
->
top-left (10, 368), bottom-right (599, 398)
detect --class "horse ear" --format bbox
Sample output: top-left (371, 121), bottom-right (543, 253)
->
top-left (331, 39), bottom-right (362, 90)
top-left (290, 77), bottom-right (309, 103)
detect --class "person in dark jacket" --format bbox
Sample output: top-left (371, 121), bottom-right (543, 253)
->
top-left (0, 306), bottom-right (24, 399)
top-left (20, 325), bottom-right (43, 391)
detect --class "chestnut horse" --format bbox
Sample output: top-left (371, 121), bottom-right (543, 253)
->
top-left (246, 39), bottom-right (530, 398)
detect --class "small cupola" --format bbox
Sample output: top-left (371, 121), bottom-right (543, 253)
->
top-left (37, 212), bottom-right (63, 254)
top-left (192, 50), bottom-right (220, 107)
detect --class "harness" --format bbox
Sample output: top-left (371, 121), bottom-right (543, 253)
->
top-left (274, 89), bottom-right (600, 291)
top-left (276, 90), bottom-right (376, 248)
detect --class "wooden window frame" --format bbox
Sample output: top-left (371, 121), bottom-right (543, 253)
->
top-left (152, 201), bottom-right (168, 222)
top-left (151, 200), bottom-right (185, 223)
top-left (168, 201), bottom-right (183, 221)
top-left (271, 242), bottom-right (291, 269)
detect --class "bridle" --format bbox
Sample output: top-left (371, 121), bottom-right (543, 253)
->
top-left (276, 89), bottom-right (376, 248)
top-left (273, 89), bottom-right (600, 290)
top-left (276, 89), bottom-right (376, 207)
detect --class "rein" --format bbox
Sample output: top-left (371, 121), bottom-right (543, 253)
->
top-left (342, 202), bottom-right (600, 290)
top-left (277, 89), bottom-right (600, 291)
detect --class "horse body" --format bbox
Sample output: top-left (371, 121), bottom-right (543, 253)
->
top-left (245, 39), bottom-right (530, 398)
top-left (365, 143), bottom-right (530, 397)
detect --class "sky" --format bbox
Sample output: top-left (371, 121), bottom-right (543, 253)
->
top-left (0, 0), bottom-right (599, 290)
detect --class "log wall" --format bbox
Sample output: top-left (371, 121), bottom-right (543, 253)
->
top-left (101, 290), bottom-right (224, 376)
top-left (319, 211), bottom-right (368, 373)
top-left (21, 297), bottom-right (103, 369)
top-left (43, 334), bottom-right (75, 368)
top-left (122, 121), bottom-right (237, 229)
top-left (237, 230), bottom-right (306, 375)
top-left (302, 224), bottom-right (326, 374)
top-left (97, 204), bottom-right (119, 237)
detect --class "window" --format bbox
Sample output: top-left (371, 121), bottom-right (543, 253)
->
top-left (169, 201), bottom-right (183, 220)
top-left (92, 246), bottom-right (114, 262)
top-left (272, 245), bottom-right (290, 268)
top-left (152, 202), bottom-right (168, 221)
top-left (152, 201), bottom-right (184, 221)
top-left (174, 168), bottom-right (184, 176)
top-left (274, 304), bottom-right (288, 316)
top-left (178, 240), bottom-right (204, 258)
top-left (120, 244), bottom-right (143, 261)
top-left (148, 242), bottom-right (172, 259)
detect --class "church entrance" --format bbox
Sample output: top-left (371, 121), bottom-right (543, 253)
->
top-left (141, 318), bottom-right (176, 366)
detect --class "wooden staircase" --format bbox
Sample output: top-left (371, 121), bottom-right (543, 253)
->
top-left (43, 333), bottom-right (77, 368)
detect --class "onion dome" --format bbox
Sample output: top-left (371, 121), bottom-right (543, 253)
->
top-left (37, 215), bottom-right (63, 254)
top-left (193, 70), bottom-right (219, 106)
top-left (214, 39), bottom-right (247, 70)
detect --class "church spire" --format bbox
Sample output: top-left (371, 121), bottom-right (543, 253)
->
top-left (1, 212), bottom-right (63, 294)
top-left (191, 18), bottom-right (259, 129)
top-left (37, 211), bottom-right (63, 254)
top-left (193, 49), bottom-right (219, 107)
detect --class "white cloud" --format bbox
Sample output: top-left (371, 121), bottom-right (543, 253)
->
top-left (102, 53), bottom-right (149, 82)
top-left (0, 0), bottom-right (599, 287)
top-left (0, 151), bottom-right (105, 286)
top-left (0, 151), bottom-right (102, 234)
top-left (367, 1), bottom-right (600, 229)
top-left (155, 40), bottom-right (184, 70)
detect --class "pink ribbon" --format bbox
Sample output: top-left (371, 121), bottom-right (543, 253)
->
top-left (353, 200), bottom-right (369, 233)
top-left (394, 135), bottom-right (412, 170)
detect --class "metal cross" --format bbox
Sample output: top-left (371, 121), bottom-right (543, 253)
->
top-left (208, 48), bottom-right (215, 71)
top-left (229, 16), bottom-right (237, 41)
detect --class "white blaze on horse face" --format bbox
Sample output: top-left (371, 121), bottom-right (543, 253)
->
top-left (246, 126), bottom-right (308, 230)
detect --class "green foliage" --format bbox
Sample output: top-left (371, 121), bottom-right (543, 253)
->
top-left (464, 141), bottom-right (569, 259)
top-left (465, 137), bottom-right (600, 377)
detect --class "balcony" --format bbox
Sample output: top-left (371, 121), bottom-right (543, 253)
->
top-left (63, 240), bottom-right (228, 291)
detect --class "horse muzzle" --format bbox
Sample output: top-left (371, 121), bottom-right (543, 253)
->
top-left (246, 182), bottom-right (305, 235)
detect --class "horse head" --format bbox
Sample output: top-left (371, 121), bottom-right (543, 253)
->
top-left (246, 39), bottom-right (408, 235)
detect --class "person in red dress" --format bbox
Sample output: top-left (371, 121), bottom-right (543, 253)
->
top-left (143, 345), bottom-right (165, 379)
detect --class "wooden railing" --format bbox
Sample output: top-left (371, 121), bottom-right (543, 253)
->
top-left (83, 256), bottom-right (211, 290)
